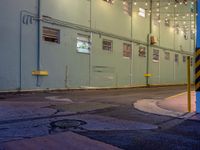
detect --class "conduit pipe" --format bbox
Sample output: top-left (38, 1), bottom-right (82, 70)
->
top-left (37, 0), bottom-right (41, 87)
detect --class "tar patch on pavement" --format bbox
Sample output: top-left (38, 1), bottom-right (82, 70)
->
top-left (49, 119), bottom-right (87, 133)
top-left (48, 102), bottom-right (117, 113)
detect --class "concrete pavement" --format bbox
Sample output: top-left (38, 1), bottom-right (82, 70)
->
top-left (1, 86), bottom-right (200, 150)
top-left (134, 91), bottom-right (200, 120)
top-left (1, 132), bottom-right (121, 150)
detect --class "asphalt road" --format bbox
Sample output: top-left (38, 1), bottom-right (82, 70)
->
top-left (0, 86), bottom-right (200, 150)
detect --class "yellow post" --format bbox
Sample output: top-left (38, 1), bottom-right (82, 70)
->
top-left (187, 56), bottom-right (191, 112)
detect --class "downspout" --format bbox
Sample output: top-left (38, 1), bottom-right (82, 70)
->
top-left (37, 0), bottom-right (41, 87)
top-left (89, 0), bottom-right (92, 87)
top-left (130, 0), bottom-right (133, 86)
top-left (146, 0), bottom-right (152, 87)
top-left (19, 11), bottom-right (23, 91)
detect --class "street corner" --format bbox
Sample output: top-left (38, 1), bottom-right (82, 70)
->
top-left (157, 91), bottom-right (196, 113)
top-left (133, 99), bottom-right (185, 117)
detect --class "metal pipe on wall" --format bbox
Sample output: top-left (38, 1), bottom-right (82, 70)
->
top-left (130, 0), bottom-right (133, 86)
top-left (37, 0), bottom-right (41, 87)
top-left (146, 0), bottom-right (153, 87)
top-left (19, 11), bottom-right (23, 91)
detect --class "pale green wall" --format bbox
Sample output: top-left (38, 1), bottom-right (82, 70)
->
top-left (0, 0), bottom-right (195, 91)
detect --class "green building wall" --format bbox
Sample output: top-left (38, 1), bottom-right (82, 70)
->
top-left (0, 0), bottom-right (195, 91)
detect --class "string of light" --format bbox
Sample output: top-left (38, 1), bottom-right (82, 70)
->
top-left (103, 0), bottom-right (196, 36)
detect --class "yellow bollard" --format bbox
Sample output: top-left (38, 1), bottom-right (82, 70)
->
top-left (187, 56), bottom-right (191, 112)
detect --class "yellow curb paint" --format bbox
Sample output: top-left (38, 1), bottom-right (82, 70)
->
top-left (166, 92), bottom-right (187, 100)
top-left (166, 91), bottom-right (195, 100)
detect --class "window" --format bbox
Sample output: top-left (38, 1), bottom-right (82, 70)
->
top-left (183, 55), bottom-right (186, 63)
top-left (164, 19), bottom-right (170, 27)
top-left (138, 8), bottom-right (146, 18)
top-left (77, 34), bottom-right (91, 54)
top-left (139, 46), bottom-right (146, 57)
top-left (103, 39), bottom-right (113, 51)
top-left (43, 27), bottom-right (60, 43)
top-left (184, 34), bottom-right (188, 40)
top-left (164, 52), bottom-right (170, 60)
top-left (175, 54), bottom-right (179, 63)
top-left (123, 43), bottom-right (132, 58)
top-left (153, 49), bottom-right (159, 62)
top-left (122, 0), bottom-right (132, 16)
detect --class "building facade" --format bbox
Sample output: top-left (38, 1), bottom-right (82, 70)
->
top-left (0, 0), bottom-right (195, 91)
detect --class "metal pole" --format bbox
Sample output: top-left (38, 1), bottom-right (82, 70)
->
top-left (187, 56), bottom-right (191, 112)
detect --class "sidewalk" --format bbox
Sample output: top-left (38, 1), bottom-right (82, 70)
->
top-left (158, 91), bottom-right (196, 113)
top-left (134, 91), bottom-right (200, 120)
top-left (0, 132), bottom-right (121, 150)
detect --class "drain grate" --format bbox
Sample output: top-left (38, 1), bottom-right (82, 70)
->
top-left (50, 119), bottom-right (87, 132)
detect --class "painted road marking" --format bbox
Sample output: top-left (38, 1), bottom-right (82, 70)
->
top-left (45, 96), bottom-right (73, 102)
